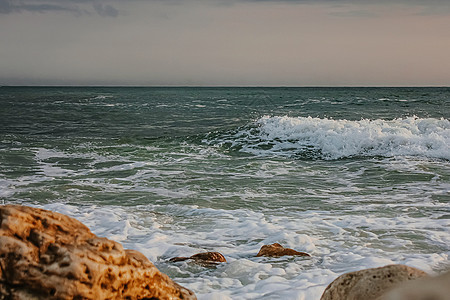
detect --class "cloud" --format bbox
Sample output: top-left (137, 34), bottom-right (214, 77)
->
top-left (0, 0), bottom-right (118, 16)
top-left (1, 0), bottom-right (449, 86)
top-left (93, 1), bottom-right (118, 17)
top-left (0, 0), bottom-right (13, 13)
top-left (241, 0), bottom-right (450, 3)
top-left (2, 0), bottom-right (450, 17)
top-left (329, 9), bottom-right (378, 18)
top-left (238, 0), bottom-right (450, 16)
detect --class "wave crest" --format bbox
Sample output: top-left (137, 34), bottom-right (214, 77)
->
top-left (207, 116), bottom-right (450, 160)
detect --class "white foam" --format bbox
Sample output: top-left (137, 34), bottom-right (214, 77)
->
top-left (92, 95), bottom-right (113, 100)
top-left (30, 202), bottom-right (449, 299)
top-left (226, 116), bottom-right (450, 160)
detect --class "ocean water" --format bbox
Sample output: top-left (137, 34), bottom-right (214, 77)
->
top-left (1, 87), bottom-right (449, 299)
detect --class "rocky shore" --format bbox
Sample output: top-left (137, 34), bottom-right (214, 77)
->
top-left (1, 205), bottom-right (448, 299)
top-left (0, 205), bottom-right (195, 299)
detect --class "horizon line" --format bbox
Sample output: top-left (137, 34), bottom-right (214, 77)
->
top-left (1, 85), bottom-right (449, 88)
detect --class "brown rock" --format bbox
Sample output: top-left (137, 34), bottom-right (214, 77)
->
top-left (256, 243), bottom-right (310, 257)
top-left (378, 269), bottom-right (450, 300)
top-left (0, 205), bottom-right (196, 300)
top-left (170, 252), bottom-right (226, 264)
top-left (320, 264), bottom-right (429, 300)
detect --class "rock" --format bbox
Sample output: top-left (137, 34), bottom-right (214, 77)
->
top-left (320, 264), bottom-right (428, 300)
top-left (255, 243), bottom-right (310, 257)
top-left (378, 270), bottom-right (450, 300)
top-left (0, 205), bottom-right (196, 300)
top-left (170, 252), bottom-right (226, 264)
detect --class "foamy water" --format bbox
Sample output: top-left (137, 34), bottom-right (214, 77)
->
top-left (211, 116), bottom-right (450, 160)
top-left (1, 87), bottom-right (449, 299)
top-left (35, 199), bottom-right (448, 299)
top-left (5, 114), bottom-right (448, 298)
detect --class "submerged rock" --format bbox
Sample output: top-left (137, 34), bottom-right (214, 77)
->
top-left (256, 243), bottom-right (310, 257)
top-left (0, 205), bottom-right (196, 300)
top-left (170, 252), bottom-right (227, 265)
top-left (379, 270), bottom-right (450, 300)
top-left (320, 264), bottom-right (428, 300)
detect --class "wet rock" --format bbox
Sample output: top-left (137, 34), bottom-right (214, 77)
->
top-left (170, 252), bottom-right (226, 264)
top-left (256, 243), bottom-right (310, 257)
top-left (0, 205), bottom-right (196, 300)
top-left (320, 264), bottom-right (428, 300)
top-left (379, 269), bottom-right (450, 300)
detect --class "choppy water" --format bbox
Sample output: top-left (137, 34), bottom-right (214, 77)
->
top-left (1, 87), bottom-right (449, 299)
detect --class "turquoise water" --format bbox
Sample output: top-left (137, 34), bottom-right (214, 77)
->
top-left (1, 87), bottom-right (449, 299)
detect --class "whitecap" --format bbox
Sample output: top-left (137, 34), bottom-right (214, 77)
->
top-left (214, 116), bottom-right (450, 160)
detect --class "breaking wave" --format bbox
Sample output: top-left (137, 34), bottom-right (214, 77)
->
top-left (206, 116), bottom-right (450, 160)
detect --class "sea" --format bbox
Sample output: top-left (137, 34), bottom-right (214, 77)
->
top-left (0, 86), bottom-right (449, 299)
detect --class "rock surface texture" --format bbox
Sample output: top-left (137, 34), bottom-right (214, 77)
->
top-left (378, 270), bottom-right (450, 300)
top-left (0, 205), bottom-right (196, 300)
top-left (169, 252), bottom-right (227, 264)
top-left (256, 243), bottom-right (310, 257)
top-left (320, 264), bottom-right (428, 300)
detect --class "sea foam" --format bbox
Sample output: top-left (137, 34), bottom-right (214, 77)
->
top-left (225, 116), bottom-right (450, 160)
top-left (34, 202), bottom-right (449, 300)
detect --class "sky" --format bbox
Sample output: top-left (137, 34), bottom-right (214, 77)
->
top-left (1, 0), bottom-right (450, 86)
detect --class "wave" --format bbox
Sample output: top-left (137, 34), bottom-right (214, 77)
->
top-left (205, 116), bottom-right (450, 160)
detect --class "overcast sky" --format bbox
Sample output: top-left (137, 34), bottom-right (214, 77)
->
top-left (1, 0), bottom-right (449, 86)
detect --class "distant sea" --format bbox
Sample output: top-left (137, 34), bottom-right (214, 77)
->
top-left (1, 87), bottom-right (449, 299)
